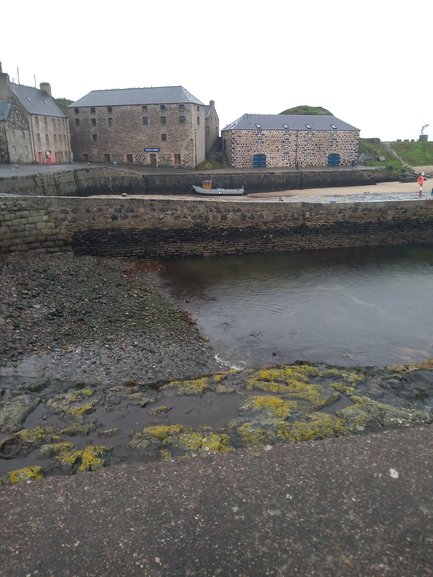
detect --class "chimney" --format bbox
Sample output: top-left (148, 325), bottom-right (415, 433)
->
top-left (0, 63), bottom-right (10, 100)
top-left (39, 82), bottom-right (52, 96)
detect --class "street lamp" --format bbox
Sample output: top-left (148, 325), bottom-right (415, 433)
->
top-left (194, 129), bottom-right (197, 170)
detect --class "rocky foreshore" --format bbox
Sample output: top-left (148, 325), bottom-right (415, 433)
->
top-left (1, 252), bottom-right (433, 484)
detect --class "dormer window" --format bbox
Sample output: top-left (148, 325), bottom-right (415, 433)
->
top-left (282, 124), bottom-right (289, 129)
top-left (305, 124), bottom-right (311, 129)
top-left (331, 124), bottom-right (337, 129)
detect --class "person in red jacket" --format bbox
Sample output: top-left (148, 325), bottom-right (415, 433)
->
top-left (417, 172), bottom-right (425, 197)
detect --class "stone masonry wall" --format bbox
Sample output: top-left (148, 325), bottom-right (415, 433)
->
top-left (1, 195), bottom-right (433, 257)
top-left (224, 129), bottom-right (359, 169)
top-left (0, 166), bottom-right (399, 196)
top-left (69, 103), bottom-right (205, 168)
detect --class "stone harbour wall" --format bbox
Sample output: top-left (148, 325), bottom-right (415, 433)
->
top-left (1, 195), bottom-right (433, 257)
top-left (0, 166), bottom-right (404, 196)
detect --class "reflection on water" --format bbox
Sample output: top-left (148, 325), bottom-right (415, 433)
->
top-left (158, 245), bottom-right (433, 368)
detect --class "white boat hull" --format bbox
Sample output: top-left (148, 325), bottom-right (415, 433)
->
top-left (192, 185), bottom-right (245, 196)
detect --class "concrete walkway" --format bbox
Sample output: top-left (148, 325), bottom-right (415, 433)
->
top-left (1, 424), bottom-right (433, 577)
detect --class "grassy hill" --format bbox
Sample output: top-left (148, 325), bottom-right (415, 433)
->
top-left (280, 105), bottom-right (332, 115)
top-left (359, 139), bottom-right (433, 171)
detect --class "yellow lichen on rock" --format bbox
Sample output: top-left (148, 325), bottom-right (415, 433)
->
top-left (8, 466), bottom-right (44, 484)
top-left (164, 377), bottom-right (209, 395)
top-left (50, 444), bottom-right (109, 472)
top-left (177, 431), bottom-right (233, 453)
top-left (243, 396), bottom-right (298, 419)
top-left (279, 412), bottom-right (347, 443)
top-left (252, 364), bottom-right (319, 384)
top-left (17, 426), bottom-right (60, 445)
top-left (142, 424), bottom-right (184, 440)
top-left (68, 401), bottom-right (96, 417)
top-left (39, 441), bottom-right (75, 456)
top-left (78, 445), bottom-right (108, 471)
top-left (236, 422), bottom-right (269, 446)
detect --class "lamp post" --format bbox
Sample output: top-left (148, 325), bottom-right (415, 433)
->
top-left (194, 129), bottom-right (197, 170)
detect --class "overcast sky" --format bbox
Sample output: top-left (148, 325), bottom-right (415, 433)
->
top-left (2, 0), bottom-right (431, 142)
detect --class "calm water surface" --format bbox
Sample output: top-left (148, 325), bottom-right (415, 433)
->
top-left (158, 245), bottom-right (433, 368)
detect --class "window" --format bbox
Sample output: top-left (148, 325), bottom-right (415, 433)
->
top-left (331, 124), bottom-right (337, 130)
top-left (75, 118), bottom-right (80, 127)
top-left (256, 139), bottom-right (263, 147)
top-left (305, 124), bottom-right (311, 129)
top-left (179, 104), bottom-right (185, 111)
top-left (91, 107), bottom-right (96, 114)
top-left (197, 117), bottom-right (200, 125)
top-left (160, 104), bottom-right (166, 110)
top-left (22, 131), bottom-right (26, 139)
top-left (179, 115), bottom-right (186, 123)
top-left (143, 117), bottom-right (148, 125)
top-left (284, 138), bottom-right (289, 148)
top-left (52, 118), bottom-right (56, 128)
top-left (108, 117), bottom-right (113, 127)
top-left (35, 117), bottom-right (39, 127)
top-left (54, 135), bottom-right (57, 145)
top-left (283, 153), bottom-right (289, 161)
top-left (161, 133), bottom-right (167, 141)
top-left (45, 134), bottom-right (49, 145)
top-left (160, 116), bottom-right (167, 124)
top-left (74, 108), bottom-right (79, 114)
top-left (91, 118), bottom-right (96, 127)
top-left (44, 118), bottom-right (48, 128)
top-left (92, 134), bottom-right (98, 142)
top-left (36, 133), bottom-right (41, 142)
top-left (107, 106), bottom-right (112, 113)
top-left (142, 105), bottom-right (147, 112)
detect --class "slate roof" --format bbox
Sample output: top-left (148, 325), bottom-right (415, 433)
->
top-left (10, 83), bottom-right (66, 118)
top-left (70, 86), bottom-right (204, 108)
top-left (0, 101), bottom-right (11, 121)
top-left (223, 114), bottom-right (359, 132)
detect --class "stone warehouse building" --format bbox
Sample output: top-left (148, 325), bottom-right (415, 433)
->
top-left (69, 87), bottom-right (219, 168)
top-left (0, 63), bottom-right (71, 165)
top-left (221, 114), bottom-right (360, 169)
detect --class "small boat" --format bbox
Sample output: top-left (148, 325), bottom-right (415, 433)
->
top-left (192, 180), bottom-right (245, 196)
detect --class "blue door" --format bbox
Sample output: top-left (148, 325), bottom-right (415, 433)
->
top-left (327, 153), bottom-right (341, 166)
top-left (253, 154), bottom-right (267, 168)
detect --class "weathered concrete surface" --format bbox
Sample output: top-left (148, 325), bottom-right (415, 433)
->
top-left (1, 424), bottom-right (432, 577)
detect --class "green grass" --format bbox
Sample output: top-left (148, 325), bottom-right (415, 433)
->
top-left (391, 141), bottom-right (433, 166)
top-left (358, 140), bottom-right (404, 171)
top-left (358, 139), bottom-right (433, 170)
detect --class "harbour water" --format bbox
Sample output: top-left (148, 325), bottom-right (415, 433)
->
top-left (158, 244), bottom-right (433, 369)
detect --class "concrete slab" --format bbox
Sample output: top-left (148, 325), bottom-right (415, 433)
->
top-left (1, 425), bottom-right (432, 577)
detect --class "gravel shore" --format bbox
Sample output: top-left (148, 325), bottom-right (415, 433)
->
top-left (0, 252), bottom-right (220, 386)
